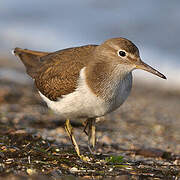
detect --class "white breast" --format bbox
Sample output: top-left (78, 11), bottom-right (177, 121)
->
top-left (39, 67), bottom-right (132, 119)
top-left (39, 67), bottom-right (108, 119)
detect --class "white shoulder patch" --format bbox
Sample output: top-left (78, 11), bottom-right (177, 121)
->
top-left (39, 67), bottom-right (108, 119)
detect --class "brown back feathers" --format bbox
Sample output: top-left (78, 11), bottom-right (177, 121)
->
top-left (14, 45), bottom-right (97, 101)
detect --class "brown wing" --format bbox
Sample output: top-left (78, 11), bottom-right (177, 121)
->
top-left (34, 45), bottom-right (97, 101)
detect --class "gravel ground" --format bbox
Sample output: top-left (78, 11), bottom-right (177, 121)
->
top-left (0, 58), bottom-right (180, 179)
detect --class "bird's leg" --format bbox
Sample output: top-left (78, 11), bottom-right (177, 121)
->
top-left (83, 119), bottom-right (89, 136)
top-left (89, 118), bottom-right (96, 149)
top-left (83, 118), bottom-right (96, 152)
top-left (65, 119), bottom-right (80, 157)
top-left (65, 119), bottom-right (90, 161)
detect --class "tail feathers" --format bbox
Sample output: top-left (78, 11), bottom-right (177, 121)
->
top-left (13, 48), bottom-right (49, 78)
top-left (13, 48), bottom-right (49, 57)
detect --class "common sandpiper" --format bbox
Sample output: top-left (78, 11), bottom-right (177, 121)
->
top-left (13, 37), bottom-right (166, 161)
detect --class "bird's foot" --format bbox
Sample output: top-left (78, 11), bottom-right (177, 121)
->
top-left (65, 119), bottom-right (90, 162)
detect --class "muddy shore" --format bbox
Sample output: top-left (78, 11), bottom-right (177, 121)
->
top-left (0, 57), bottom-right (179, 179)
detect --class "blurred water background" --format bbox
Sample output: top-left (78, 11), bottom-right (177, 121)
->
top-left (0, 0), bottom-right (180, 90)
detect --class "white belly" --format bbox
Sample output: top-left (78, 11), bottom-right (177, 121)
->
top-left (39, 67), bottom-right (132, 119)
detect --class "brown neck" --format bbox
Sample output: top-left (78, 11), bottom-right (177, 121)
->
top-left (85, 58), bottom-right (131, 100)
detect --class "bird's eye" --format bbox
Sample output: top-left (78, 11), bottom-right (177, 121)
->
top-left (118, 50), bottom-right (126, 57)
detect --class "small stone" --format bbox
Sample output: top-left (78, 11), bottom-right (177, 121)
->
top-left (173, 160), bottom-right (179, 165)
top-left (100, 135), bottom-right (112, 145)
top-left (153, 124), bottom-right (165, 135)
top-left (55, 148), bottom-right (60, 152)
top-left (5, 159), bottom-right (14, 164)
top-left (10, 129), bottom-right (26, 135)
top-left (55, 127), bottom-right (65, 134)
top-left (109, 168), bottom-right (113, 172)
top-left (70, 167), bottom-right (79, 173)
top-left (26, 168), bottom-right (36, 175)
top-left (135, 147), bottom-right (164, 157)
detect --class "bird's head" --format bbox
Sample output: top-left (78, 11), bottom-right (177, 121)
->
top-left (96, 37), bottom-right (166, 79)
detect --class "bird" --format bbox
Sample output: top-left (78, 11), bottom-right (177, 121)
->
top-left (13, 37), bottom-right (166, 161)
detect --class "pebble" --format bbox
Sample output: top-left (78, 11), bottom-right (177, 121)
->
top-left (153, 124), bottom-right (165, 135)
top-left (100, 135), bottom-right (112, 145)
top-left (70, 167), bottom-right (78, 173)
top-left (26, 168), bottom-right (37, 175)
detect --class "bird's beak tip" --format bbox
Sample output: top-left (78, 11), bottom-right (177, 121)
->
top-left (136, 60), bottom-right (167, 80)
top-left (162, 75), bottom-right (167, 80)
